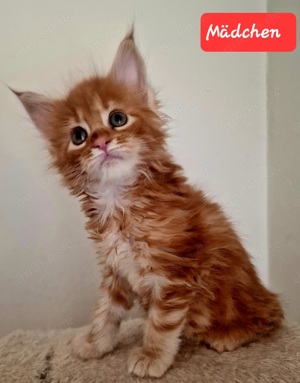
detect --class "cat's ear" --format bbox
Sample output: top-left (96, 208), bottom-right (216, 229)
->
top-left (109, 28), bottom-right (147, 92)
top-left (12, 89), bottom-right (54, 136)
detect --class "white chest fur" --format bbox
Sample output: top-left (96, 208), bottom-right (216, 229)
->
top-left (92, 183), bottom-right (167, 298)
top-left (98, 228), bottom-right (166, 301)
top-left (93, 185), bottom-right (143, 293)
top-left (101, 229), bottom-right (142, 292)
top-left (95, 185), bottom-right (128, 223)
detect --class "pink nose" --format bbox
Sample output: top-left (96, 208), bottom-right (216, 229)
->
top-left (92, 137), bottom-right (111, 151)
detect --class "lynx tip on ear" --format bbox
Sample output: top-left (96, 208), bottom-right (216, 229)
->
top-left (4, 83), bottom-right (23, 98)
top-left (125, 24), bottom-right (135, 41)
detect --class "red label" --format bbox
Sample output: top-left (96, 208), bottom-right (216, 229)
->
top-left (201, 13), bottom-right (296, 52)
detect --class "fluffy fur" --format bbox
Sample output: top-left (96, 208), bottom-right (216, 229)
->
top-left (14, 30), bottom-right (283, 378)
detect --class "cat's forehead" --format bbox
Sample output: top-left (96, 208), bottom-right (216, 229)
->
top-left (63, 76), bottom-right (140, 126)
top-left (67, 77), bottom-right (139, 109)
top-left (74, 99), bottom-right (118, 125)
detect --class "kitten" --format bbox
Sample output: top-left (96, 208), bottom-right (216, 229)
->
top-left (14, 30), bottom-right (283, 378)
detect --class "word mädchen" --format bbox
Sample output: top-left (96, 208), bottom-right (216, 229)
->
top-left (206, 23), bottom-right (281, 40)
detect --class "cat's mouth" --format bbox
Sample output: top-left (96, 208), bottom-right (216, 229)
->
top-left (100, 152), bottom-right (123, 166)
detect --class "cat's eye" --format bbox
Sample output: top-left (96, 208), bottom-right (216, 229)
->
top-left (71, 127), bottom-right (88, 145)
top-left (109, 111), bottom-right (128, 128)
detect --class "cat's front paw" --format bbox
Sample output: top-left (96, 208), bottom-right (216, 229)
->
top-left (72, 327), bottom-right (114, 360)
top-left (128, 346), bottom-right (171, 378)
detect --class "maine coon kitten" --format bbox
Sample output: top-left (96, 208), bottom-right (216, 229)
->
top-left (14, 30), bottom-right (283, 378)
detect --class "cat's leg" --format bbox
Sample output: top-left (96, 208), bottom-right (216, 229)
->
top-left (73, 270), bottom-right (134, 359)
top-left (128, 288), bottom-right (190, 378)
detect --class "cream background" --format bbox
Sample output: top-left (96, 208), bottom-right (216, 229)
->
top-left (0, 0), bottom-right (296, 336)
top-left (267, 0), bottom-right (300, 323)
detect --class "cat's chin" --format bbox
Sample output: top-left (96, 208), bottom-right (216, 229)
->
top-left (91, 157), bottom-right (139, 186)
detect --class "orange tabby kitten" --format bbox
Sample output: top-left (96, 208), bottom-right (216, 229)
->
top-left (14, 30), bottom-right (283, 378)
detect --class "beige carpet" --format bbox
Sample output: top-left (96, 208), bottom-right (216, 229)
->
top-left (0, 318), bottom-right (300, 383)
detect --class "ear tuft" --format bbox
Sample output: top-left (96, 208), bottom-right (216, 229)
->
top-left (125, 24), bottom-right (134, 41)
top-left (109, 28), bottom-right (147, 92)
top-left (10, 88), bottom-right (55, 136)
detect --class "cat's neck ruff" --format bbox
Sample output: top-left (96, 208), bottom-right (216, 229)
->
top-left (96, 185), bottom-right (128, 223)
top-left (84, 171), bottom-right (137, 224)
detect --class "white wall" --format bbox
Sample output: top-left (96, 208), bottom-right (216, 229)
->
top-left (0, 0), bottom-right (267, 336)
top-left (267, 0), bottom-right (300, 322)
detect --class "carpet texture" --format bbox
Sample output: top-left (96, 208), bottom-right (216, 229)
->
top-left (0, 319), bottom-right (300, 383)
